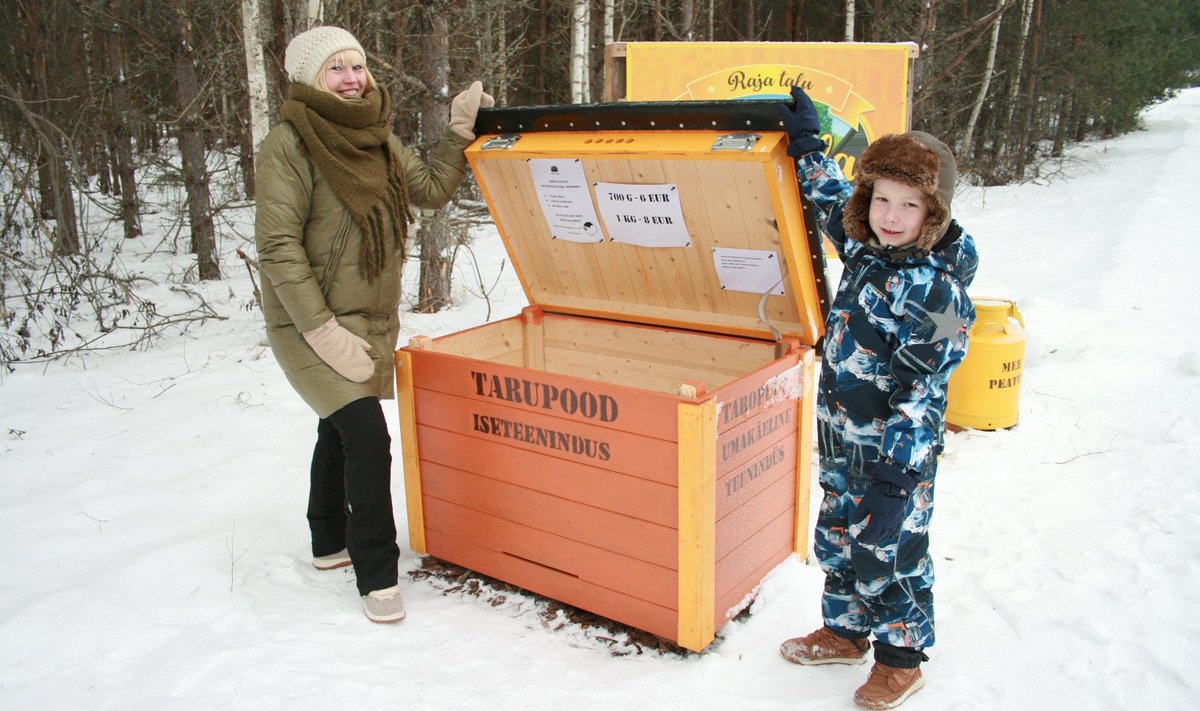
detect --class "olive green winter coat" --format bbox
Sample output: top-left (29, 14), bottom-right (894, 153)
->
top-left (254, 122), bottom-right (470, 418)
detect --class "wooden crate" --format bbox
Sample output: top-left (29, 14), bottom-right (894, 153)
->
top-left (396, 103), bottom-right (825, 651)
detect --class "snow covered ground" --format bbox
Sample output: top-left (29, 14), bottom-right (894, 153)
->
top-left (3, 88), bottom-right (1199, 710)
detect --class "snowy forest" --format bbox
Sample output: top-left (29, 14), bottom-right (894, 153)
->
top-left (1, 0), bottom-right (1197, 367)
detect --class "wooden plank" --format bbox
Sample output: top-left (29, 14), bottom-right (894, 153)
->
top-left (521, 306), bottom-right (545, 371)
top-left (711, 352), bottom-right (805, 432)
top-left (616, 159), bottom-right (673, 309)
top-left (412, 387), bottom-right (679, 485)
top-left (428, 315), bottom-right (525, 362)
top-left (690, 159), bottom-right (754, 319)
top-left (602, 42), bottom-right (627, 102)
top-left (420, 462), bottom-right (679, 570)
top-left (712, 471), bottom-right (795, 619)
top-left (423, 496), bottom-right (677, 609)
top-left (763, 150), bottom-right (825, 345)
top-left (793, 349), bottom-right (816, 555)
top-left (715, 432), bottom-right (797, 521)
top-left (542, 313), bottom-right (777, 379)
top-left (654, 159), bottom-right (711, 311)
top-left (425, 530), bottom-right (679, 642)
top-left (731, 161), bottom-right (803, 329)
top-left (416, 427), bottom-right (677, 527)
top-left (489, 350), bottom-right (526, 367)
top-left (714, 537), bottom-right (793, 625)
top-left (582, 158), bottom-right (644, 306)
top-left (539, 344), bottom-right (703, 395)
top-left (497, 154), bottom-right (586, 302)
top-left (715, 471), bottom-right (795, 561)
top-left (395, 349), bottom-right (426, 553)
top-left (498, 155), bottom-right (571, 301)
top-left (715, 399), bottom-right (798, 476)
top-left (660, 158), bottom-right (722, 315)
top-left (676, 399), bottom-right (716, 653)
top-left (549, 160), bottom-right (612, 303)
top-left (539, 346), bottom-right (766, 396)
top-left (541, 294), bottom-right (807, 341)
top-left (407, 347), bottom-right (680, 442)
top-left (715, 512), bottom-right (792, 600)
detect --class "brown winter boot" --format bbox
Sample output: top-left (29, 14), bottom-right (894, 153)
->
top-left (852, 662), bottom-right (924, 709)
top-left (779, 626), bottom-right (870, 665)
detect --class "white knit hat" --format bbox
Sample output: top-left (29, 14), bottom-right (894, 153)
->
top-left (284, 26), bottom-right (365, 86)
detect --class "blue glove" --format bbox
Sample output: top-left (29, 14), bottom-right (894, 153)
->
top-left (852, 460), bottom-right (918, 546)
top-left (779, 85), bottom-right (826, 158)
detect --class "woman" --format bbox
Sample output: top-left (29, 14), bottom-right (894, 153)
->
top-left (254, 26), bottom-right (492, 623)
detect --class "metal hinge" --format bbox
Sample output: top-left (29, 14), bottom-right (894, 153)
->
top-left (712, 133), bottom-right (760, 151)
top-left (481, 134), bottom-right (522, 150)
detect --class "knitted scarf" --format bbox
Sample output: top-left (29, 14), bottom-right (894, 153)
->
top-left (281, 83), bottom-right (411, 281)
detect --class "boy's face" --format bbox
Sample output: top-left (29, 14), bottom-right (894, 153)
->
top-left (868, 177), bottom-right (929, 249)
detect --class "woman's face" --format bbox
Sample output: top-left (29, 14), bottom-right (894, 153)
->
top-left (322, 51), bottom-right (366, 99)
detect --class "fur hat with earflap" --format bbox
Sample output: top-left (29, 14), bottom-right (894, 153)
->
top-left (284, 26), bottom-right (366, 87)
top-left (842, 131), bottom-right (957, 256)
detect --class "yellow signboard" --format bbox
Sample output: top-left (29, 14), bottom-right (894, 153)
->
top-left (624, 42), bottom-right (916, 181)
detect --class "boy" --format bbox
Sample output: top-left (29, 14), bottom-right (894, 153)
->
top-left (777, 86), bottom-right (978, 709)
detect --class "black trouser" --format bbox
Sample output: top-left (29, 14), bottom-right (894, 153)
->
top-left (308, 396), bottom-right (399, 595)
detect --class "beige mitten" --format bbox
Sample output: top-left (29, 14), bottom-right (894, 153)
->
top-left (448, 80), bottom-right (495, 140)
top-left (302, 317), bottom-right (374, 383)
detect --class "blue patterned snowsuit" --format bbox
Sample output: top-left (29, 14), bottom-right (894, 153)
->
top-left (797, 152), bottom-right (978, 653)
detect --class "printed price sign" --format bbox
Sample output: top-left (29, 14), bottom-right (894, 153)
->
top-left (594, 183), bottom-right (691, 248)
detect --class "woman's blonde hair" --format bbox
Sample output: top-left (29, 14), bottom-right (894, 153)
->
top-left (315, 48), bottom-right (378, 95)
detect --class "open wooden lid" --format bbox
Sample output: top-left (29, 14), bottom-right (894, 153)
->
top-left (466, 101), bottom-right (828, 346)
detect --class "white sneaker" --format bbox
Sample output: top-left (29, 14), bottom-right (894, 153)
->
top-left (363, 585), bottom-right (406, 623)
top-left (313, 548), bottom-right (352, 570)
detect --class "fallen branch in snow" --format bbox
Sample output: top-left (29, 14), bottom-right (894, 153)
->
top-left (1046, 445), bottom-right (1125, 465)
top-left (74, 502), bottom-right (108, 532)
top-left (226, 525), bottom-right (260, 593)
top-left (76, 380), bottom-right (133, 411)
top-left (235, 248), bottom-right (262, 312)
top-left (12, 310), bottom-right (229, 365)
top-left (3, 252), bottom-right (228, 367)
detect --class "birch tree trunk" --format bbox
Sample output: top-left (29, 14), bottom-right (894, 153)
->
top-left (1014, 0), bottom-right (1043, 180)
top-left (291, 0), bottom-right (323, 34)
top-left (241, 0), bottom-right (270, 159)
top-left (995, 0), bottom-right (1034, 167)
top-left (415, 1), bottom-right (454, 312)
top-left (844, 0), bottom-right (856, 41)
top-left (168, 0), bottom-right (220, 280)
top-left (604, 0), bottom-right (614, 45)
top-left (960, 0), bottom-right (1006, 158)
top-left (570, 0), bottom-right (589, 103)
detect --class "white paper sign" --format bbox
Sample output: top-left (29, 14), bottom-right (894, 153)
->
top-left (528, 159), bottom-right (604, 243)
top-left (594, 182), bottom-right (691, 248)
top-left (712, 247), bottom-right (786, 295)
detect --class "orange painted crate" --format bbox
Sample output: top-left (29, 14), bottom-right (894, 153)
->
top-left (395, 102), bottom-right (827, 651)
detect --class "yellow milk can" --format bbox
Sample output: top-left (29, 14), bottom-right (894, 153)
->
top-left (945, 298), bottom-right (1026, 430)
